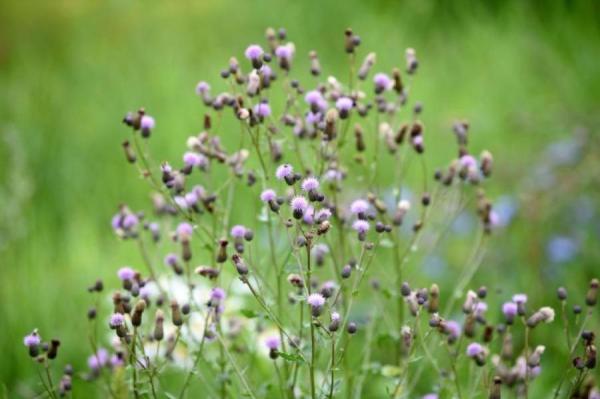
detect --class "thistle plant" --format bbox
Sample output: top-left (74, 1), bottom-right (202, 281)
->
top-left (23, 28), bottom-right (599, 399)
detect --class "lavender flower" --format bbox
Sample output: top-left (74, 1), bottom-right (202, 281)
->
top-left (260, 189), bottom-right (277, 202)
top-left (466, 342), bottom-right (486, 366)
top-left (264, 335), bottom-right (280, 351)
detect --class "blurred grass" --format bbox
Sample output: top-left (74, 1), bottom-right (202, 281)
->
top-left (1, 0), bottom-right (599, 396)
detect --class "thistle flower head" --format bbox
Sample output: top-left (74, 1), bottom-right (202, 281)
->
top-left (275, 164), bottom-right (294, 180)
top-left (307, 293), bottom-right (326, 307)
top-left (305, 90), bottom-right (325, 106)
top-left (253, 102), bottom-right (271, 118)
top-left (352, 220), bottom-right (370, 234)
top-left (466, 342), bottom-right (484, 357)
top-left (195, 81), bottom-right (210, 95)
top-left (373, 73), bottom-right (392, 92)
top-left (244, 44), bottom-right (264, 61)
top-left (164, 253), bottom-right (178, 266)
top-left (512, 294), bottom-right (527, 304)
top-left (275, 43), bottom-right (294, 60)
top-left (301, 177), bottom-right (320, 192)
top-left (335, 96), bottom-right (353, 112)
top-left (260, 189), bottom-right (277, 202)
top-left (350, 199), bottom-right (369, 215)
top-left (23, 331), bottom-right (41, 347)
top-left (109, 313), bottom-right (125, 328)
top-left (211, 287), bottom-right (226, 302)
top-left (315, 208), bottom-right (332, 222)
top-left (290, 196), bottom-right (309, 212)
top-left (176, 222), bottom-right (193, 239)
top-left (140, 115), bottom-right (155, 130)
top-left (502, 301), bottom-right (518, 317)
top-left (264, 335), bottom-right (280, 350)
top-left (88, 348), bottom-right (109, 370)
top-left (230, 225), bottom-right (247, 239)
top-left (117, 267), bottom-right (135, 281)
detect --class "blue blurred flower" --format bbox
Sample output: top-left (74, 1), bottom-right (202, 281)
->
top-left (546, 235), bottom-right (578, 263)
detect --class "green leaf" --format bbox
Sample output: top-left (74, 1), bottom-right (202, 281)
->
top-left (278, 351), bottom-right (305, 363)
top-left (381, 365), bottom-right (402, 377)
top-left (240, 309), bottom-right (260, 318)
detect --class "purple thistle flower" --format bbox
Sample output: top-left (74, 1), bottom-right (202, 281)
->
top-left (110, 354), bottom-right (124, 368)
top-left (307, 293), bottom-right (326, 317)
top-left (423, 395), bottom-right (439, 399)
top-left (512, 294), bottom-right (527, 304)
top-left (460, 155), bottom-right (477, 169)
top-left (109, 313), bottom-right (125, 328)
top-left (121, 213), bottom-right (139, 230)
top-left (275, 44), bottom-right (294, 60)
top-left (88, 348), bottom-right (109, 370)
top-left (305, 111), bottom-right (322, 125)
top-left (445, 320), bottom-right (461, 341)
top-left (373, 73), bottom-right (392, 93)
top-left (211, 287), bottom-right (226, 302)
top-left (502, 301), bottom-right (518, 316)
top-left (164, 253), bottom-right (178, 267)
top-left (230, 225), bottom-right (247, 239)
top-left (264, 335), bottom-right (281, 350)
top-left (301, 177), bottom-right (320, 192)
top-left (466, 342), bottom-right (483, 357)
top-left (253, 102), bottom-right (271, 118)
top-left (291, 196), bottom-right (309, 212)
top-left (352, 220), bottom-right (370, 233)
top-left (140, 115), bottom-right (155, 131)
top-left (176, 222), bottom-right (193, 240)
top-left (315, 208), bottom-right (332, 222)
top-left (23, 332), bottom-right (41, 347)
top-left (244, 44), bottom-right (264, 61)
top-left (335, 97), bottom-right (353, 112)
top-left (184, 192), bottom-right (199, 207)
top-left (303, 206), bottom-right (315, 224)
top-left (350, 199), bottom-right (369, 215)
top-left (305, 90), bottom-right (324, 107)
top-left (275, 164), bottom-right (294, 181)
top-left (183, 151), bottom-right (203, 167)
top-left (260, 189), bottom-right (277, 202)
top-left (117, 267), bottom-right (135, 281)
top-left (195, 81), bottom-right (210, 95)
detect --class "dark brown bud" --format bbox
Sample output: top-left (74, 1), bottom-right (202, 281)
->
top-left (586, 279), bottom-right (599, 306)
top-left (47, 339), bottom-right (60, 360)
top-left (217, 239), bottom-right (228, 263)
top-left (122, 141), bottom-right (136, 163)
top-left (171, 301), bottom-right (183, 327)
top-left (153, 310), bottom-right (165, 341)
top-left (131, 300), bottom-right (146, 327)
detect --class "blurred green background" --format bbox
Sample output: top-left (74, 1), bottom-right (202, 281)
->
top-left (1, 0), bottom-right (599, 397)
